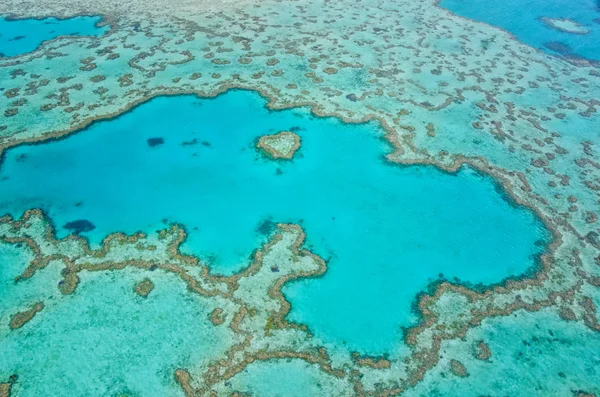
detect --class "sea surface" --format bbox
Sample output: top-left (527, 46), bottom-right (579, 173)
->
top-left (0, 243), bottom-right (234, 397)
top-left (0, 16), bottom-right (107, 57)
top-left (439, 0), bottom-right (600, 60)
top-left (0, 90), bottom-right (549, 355)
top-left (0, 1), bottom-right (598, 396)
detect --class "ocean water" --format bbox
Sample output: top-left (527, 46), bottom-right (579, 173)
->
top-left (1, 0), bottom-right (599, 392)
top-left (0, 16), bottom-right (107, 57)
top-left (405, 309), bottom-right (600, 396)
top-left (222, 359), bottom-right (354, 396)
top-left (438, 0), bottom-right (600, 60)
top-left (0, 242), bottom-right (235, 397)
top-left (0, 89), bottom-right (549, 355)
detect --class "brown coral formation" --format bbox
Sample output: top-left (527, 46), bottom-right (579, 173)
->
top-left (0, 383), bottom-right (11, 397)
top-left (9, 302), bottom-right (44, 330)
top-left (134, 278), bottom-right (155, 297)
top-left (352, 353), bottom-right (392, 369)
top-left (474, 341), bottom-right (492, 361)
top-left (209, 308), bottom-right (225, 325)
top-left (449, 359), bottom-right (469, 378)
top-left (0, 376), bottom-right (16, 397)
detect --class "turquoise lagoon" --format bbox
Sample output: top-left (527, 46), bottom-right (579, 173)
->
top-left (0, 90), bottom-right (549, 354)
top-left (0, 16), bottom-right (107, 57)
top-left (439, 0), bottom-right (600, 61)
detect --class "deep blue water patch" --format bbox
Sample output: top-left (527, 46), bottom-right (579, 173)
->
top-left (0, 90), bottom-right (550, 354)
top-left (0, 15), bottom-right (108, 57)
top-left (438, 0), bottom-right (600, 61)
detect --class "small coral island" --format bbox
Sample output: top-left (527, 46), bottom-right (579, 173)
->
top-left (256, 131), bottom-right (301, 160)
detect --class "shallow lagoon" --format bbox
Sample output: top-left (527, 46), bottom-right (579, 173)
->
top-left (0, 242), bottom-right (233, 397)
top-left (439, 0), bottom-right (600, 61)
top-left (0, 16), bottom-right (107, 57)
top-left (0, 90), bottom-right (549, 354)
top-left (404, 309), bottom-right (600, 396)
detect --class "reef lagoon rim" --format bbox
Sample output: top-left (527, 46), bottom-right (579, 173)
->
top-left (0, 15), bottom-right (108, 58)
top-left (0, 89), bottom-right (550, 355)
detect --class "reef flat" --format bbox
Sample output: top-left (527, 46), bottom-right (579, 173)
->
top-left (0, 0), bottom-right (599, 395)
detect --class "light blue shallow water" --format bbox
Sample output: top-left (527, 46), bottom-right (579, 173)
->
top-left (225, 359), bottom-right (347, 396)
top-left (0, 16), bottom-right (107, 57)
top-left (0, 242), bottom-right (233, 397)
top-left (0, 90), bottom-right (549, 354)
top-left (438, 0), bottom-right (600, 61)
top-left (404, 309), bottom-right (600, 396)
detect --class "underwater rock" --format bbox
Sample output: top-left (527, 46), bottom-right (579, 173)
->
top-left (256, 219), bottom-right (276, 236)
top-left (63, 219), bottom-right (96, 234)
top-left (181, 138), bottom-right (197, 146)
top-left (147, 137), bottom-right (165, 147)
top-left (544, 41), bottom-right (573, 55)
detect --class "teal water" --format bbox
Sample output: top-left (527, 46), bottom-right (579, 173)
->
top-left (0, 242), bottom-right (234, 397)
top-left (0, 16), bottom-right (107, 57)
top-left (438, 0), bottom-right (600, 61)
top-left (405, 309), bottom-right (600, 396)
top-left (0, 90), bottom-right (549, 354)
top-left (224, 359), bottom-right (352, 396)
